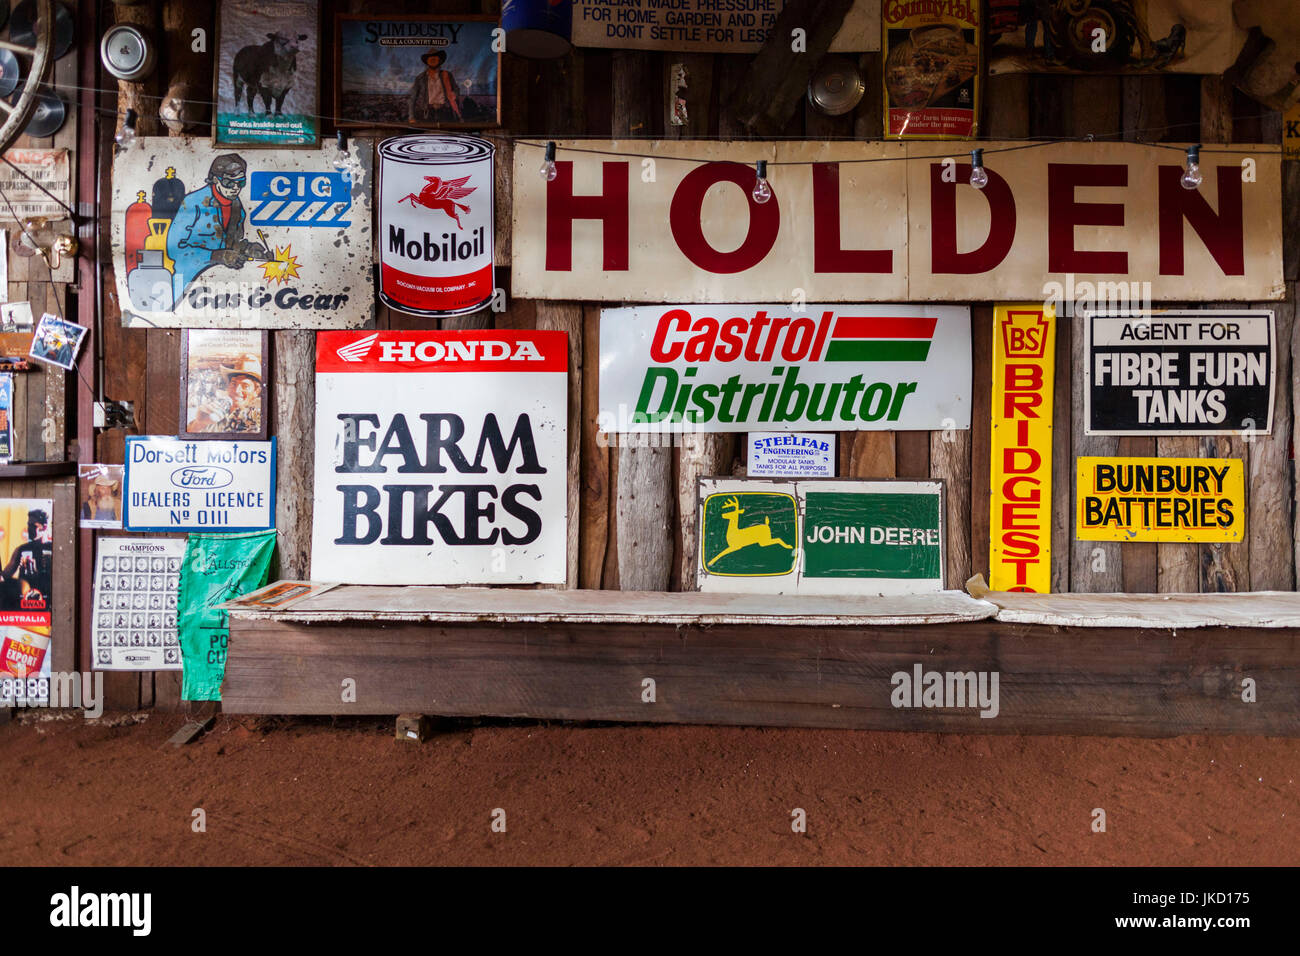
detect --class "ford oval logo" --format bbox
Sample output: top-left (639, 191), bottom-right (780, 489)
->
top-left (170, 465), bottom-right (234, 489)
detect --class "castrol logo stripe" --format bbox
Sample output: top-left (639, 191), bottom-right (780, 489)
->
top-left (824, 315), bottom-right (937, 362)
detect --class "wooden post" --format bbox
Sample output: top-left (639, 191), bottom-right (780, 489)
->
top-left (536, 303), bottom-right (582, 588)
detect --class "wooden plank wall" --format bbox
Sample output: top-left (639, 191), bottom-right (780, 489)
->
top-left (81, 0), bottom-right (1299, 710)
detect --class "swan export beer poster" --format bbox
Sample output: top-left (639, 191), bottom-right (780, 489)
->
top-left (312, 330), bottom-right (568, 585)
top-left (697, 478), bottom-right (945, 595)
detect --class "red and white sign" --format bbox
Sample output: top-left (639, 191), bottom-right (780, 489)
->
top-left (379, 135), bottom-right (495, 317)
top-left (512, 140), bottom-right (1282, 302)
top-left (312, 331), bottom-right (568, 585)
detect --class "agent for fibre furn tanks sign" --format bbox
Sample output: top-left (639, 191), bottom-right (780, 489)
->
top-left (312, 330), bottom-right (568, 585)
top-left (1084, 310), bottom-right (1275, 436)
top-left (111, 137), bottom-right (372, 328)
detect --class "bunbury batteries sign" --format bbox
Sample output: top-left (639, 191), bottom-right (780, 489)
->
top-left (600, 304), bottom-right (971, 432)
top-left (312, 330), bottom-right (568, 585)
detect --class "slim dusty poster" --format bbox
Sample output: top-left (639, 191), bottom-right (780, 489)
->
top-left (312, 330), bottom-right (568, 585)
top-left (214, 0), bottom-right (320, 146)
top-left (112, 137), bottom-right (373, 328)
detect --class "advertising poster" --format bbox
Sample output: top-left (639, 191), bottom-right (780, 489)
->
top-left (987, 0), bottom-right (1237, 76)
top-left (178, 529), bottom-right (276, 701)
top-left (698, 478), bottom-right (945, 595)
top-left (123, 436), bottom-right (276, 532)
top-left (1076, 457), bottom-right (1244, 542)
top-left (599, 305), bottom-right (972, 433)
top-left (748, 433), bottom-right (836, 478)
top-left (78, 464), bottom-right (124, 529)
top-left (0, 621), bottom-right (51, 704)
top-left (91, 537), bottom-right (185, 671)
top-left (335, 17), bottom-right (499, 128)
top-left (312, 330), bottom-right (569, 585)
top-left (0, 499), bottom-right (53, 622)
top-left (511, 140), bottom-right (1283, 303)
top-left (214, 0), bottom-right (320, 147)
top-left (989, 304), bottom-right (1055, 593)
top-left (181, 329), bottom-right (269, 439)
top-left (111, 137), bottom-right (373, 329)
top-left (1085, 310), bottom-right (1275, 436)
top-left (882, 1), bottom-right (979, 139)
top-left (570, 0), bottom-right (882, 53)
top-left (0, 373), bottom-right (11, 464)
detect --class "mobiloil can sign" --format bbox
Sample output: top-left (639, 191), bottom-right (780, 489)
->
top-left (1084, 310), bottom-right (1275, 436)
top-left (600, 304), bottom-right (971, 432)
top-left (698, 477), bottom-right (944, 594)
top-left (111, 137), bottom-right (373, 329)
top-left (312, 330), bottom-right (568, 585)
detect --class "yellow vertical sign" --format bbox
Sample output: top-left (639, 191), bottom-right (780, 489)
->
top-left (989, 303), bottom-right (1055, 592)
top-left (1285, 103), bottom-right (1300, 161)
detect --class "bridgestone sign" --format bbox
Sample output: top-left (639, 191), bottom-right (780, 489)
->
top-left (600, 304), bottom-right (971, 432)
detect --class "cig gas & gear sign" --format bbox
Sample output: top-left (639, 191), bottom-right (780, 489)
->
top-left (312, 330), bottom-right (568, 585)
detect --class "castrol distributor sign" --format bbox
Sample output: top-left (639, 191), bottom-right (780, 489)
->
top-left (311, 330), bottom-right (568, 585)
top-left (599, 304), bottom-right (971, 432)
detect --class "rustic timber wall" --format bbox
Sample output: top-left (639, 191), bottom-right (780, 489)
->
top-left (87, 0), bottom-right (1300, 712)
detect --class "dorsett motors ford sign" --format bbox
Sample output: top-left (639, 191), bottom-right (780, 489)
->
top-left (512, 140), bottom-right (1283, 302)
top-left (600, 304), bottom-right (971, 432)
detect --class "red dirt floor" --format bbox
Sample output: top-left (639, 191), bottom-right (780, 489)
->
top-left (2, 713), bottom-right (1297, 866)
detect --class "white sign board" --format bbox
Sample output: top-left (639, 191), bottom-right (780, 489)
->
top-left (312, 330), bottom-right (569, 585)
top-left (91, 538), bottom-right (185, 671)
top-left (111, 137), bottom-right (374, 328)
top-left (748, 432), bottom-right (836, 477)
top-left (123, 437), bottom-right (276, 531)
top-left (599, 304), bottom-right (971, 432)
top-left (0, 149), bottom-right (72, 220)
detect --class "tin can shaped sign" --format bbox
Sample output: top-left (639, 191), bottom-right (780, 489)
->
top-left (379, 135), bottom-right (495, 316)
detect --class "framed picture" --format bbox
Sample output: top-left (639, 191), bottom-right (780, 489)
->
top-left (335, 15), bottom-right (501, 129)
top-left (179, 329), bottom-right (270, 440)
top-left (214, 0), bottom-right (321, 147)
top-left (78, 464), bottom-right (125, 529)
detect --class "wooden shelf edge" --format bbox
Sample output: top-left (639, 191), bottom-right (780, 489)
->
top-left (0, 462), bottom-right (78, 479)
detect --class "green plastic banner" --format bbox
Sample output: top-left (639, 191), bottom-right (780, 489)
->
top-left (178, 529), bottom-right (275, 701)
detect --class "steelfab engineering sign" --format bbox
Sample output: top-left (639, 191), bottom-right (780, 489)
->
top-left (697, 478), bottom-right (945, 595)
top-left (311, 330), bottom-right (568, 585)
top-left (1076, 457), bottom-right (1244, 543)
top-left (599, 304), bottom-right (971, 432)
top-left (988, 303), bottom-right (1055, 593)
top-left (1084, 310), bottom-right (1275, 436)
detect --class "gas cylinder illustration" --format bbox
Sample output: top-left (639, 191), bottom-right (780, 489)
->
top-left (151, 166), bottom-right (185, 220)
top-left (124, 190), bottom-right (151, 271)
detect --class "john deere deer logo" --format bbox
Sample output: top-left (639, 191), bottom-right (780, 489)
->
top-left (702, 493), bottom-right (798, 576)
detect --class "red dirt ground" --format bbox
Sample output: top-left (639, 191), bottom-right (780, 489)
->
top-left (2, 713), bottom-right (1296, 866)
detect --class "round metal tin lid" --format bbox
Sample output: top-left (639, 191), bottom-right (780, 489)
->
top-left (101, 23), bottom-right (154, 81)
top-left (807, 57), bottom-right (865, 116)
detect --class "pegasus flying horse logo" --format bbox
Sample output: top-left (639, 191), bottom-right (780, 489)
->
top-left (399, 175), bottom-right (477, 229)
top-left (336, 333), bottom-right (378, 363)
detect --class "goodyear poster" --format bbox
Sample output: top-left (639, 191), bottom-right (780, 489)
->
top-left (697, 478), bottom-right (945, 595)
top-left (989, 303), bottom-right (1055, 593)
top-left (882, 0), bottom-right (979, 138)
top-left (1076, 457), bottom-right (1244, 543)
top-left (111, 137), bottom-right (373, 328)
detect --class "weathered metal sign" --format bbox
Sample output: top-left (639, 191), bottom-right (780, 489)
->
top-left (512, 140), bottom-right (1283, 302)
top-left (1084, 310), bottom-right (1275, 436)
top-left (112, 137), bottom-right (373, 328)
top-left (748, 432), bottom-right (836, 478)
top-left (599, 304), bottom-right (971, 432)
top-left (123, 437), bottom-right (276, 532)
top-left (989, 303), bottom-right (1055, 593)
top-left (0, 149), bottom-right (71, 220)
top-left (698, 478), bottom-right (945, 595)
top-left (312, 330), bottom-right (569, 585)
top-left (571, 0), bottom-right (881, 53)
top-left (1076, 457), bottom-right (1244, 543)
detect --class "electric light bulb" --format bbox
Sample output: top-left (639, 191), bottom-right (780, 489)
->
top-left (752, 160), bottom-right (772, 204)
top-left (1181, 144), bottom-right (1203, 190)
top-left (541, 141), bottom-right (558, 182)
top-left (969, 148), bottom-right (988, 189)
top-left (115, 109), bottom-right (137, 149)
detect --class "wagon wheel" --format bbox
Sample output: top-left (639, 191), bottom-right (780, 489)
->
top-left (0, 0), bottom-right (53, 154)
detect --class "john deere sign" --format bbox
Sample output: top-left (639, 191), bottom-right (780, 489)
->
top-left (698, 478), bottom-right (945, 594)
top-left (599, 304), bottom-right (972, 432)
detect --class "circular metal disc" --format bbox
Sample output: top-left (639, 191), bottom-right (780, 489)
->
top-left (807, 56), bottom-right (866, 116)
top-left (11, 0), bottom-right (74, 60)
top-left (101, 23), bottom-right (154, 81)
top-left (22, 88), bottom-right (64, 137)
top-left (0, 50), bottom-right (18, 98)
